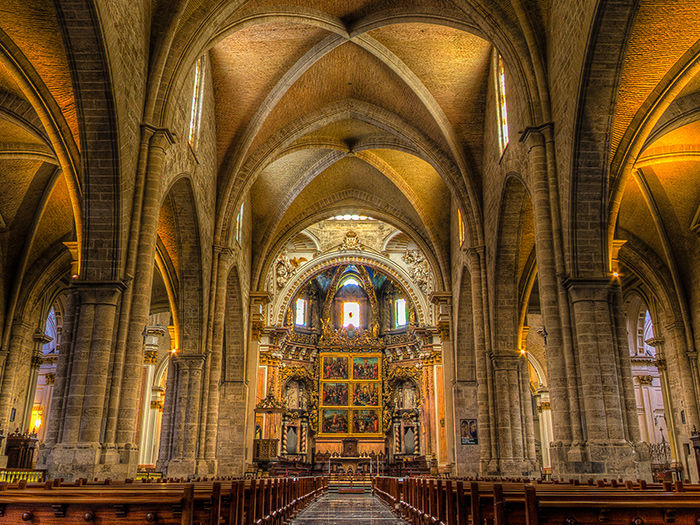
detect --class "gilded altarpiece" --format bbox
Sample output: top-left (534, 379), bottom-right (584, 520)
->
top-left (318, 353), bottom-right (383, 437)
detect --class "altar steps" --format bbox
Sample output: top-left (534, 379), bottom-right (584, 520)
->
top-left (328, 481), bottom-right (372, 494)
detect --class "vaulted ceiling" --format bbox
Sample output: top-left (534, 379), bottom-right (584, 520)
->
top-left (203, 4), bottom-right (496, 286)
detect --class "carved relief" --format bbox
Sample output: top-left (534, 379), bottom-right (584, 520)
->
top-left (402, 249), bottom-right (430, 294)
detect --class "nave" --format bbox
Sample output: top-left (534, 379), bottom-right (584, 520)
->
top-left (2, 1), bottom-right (700, 521)
top-left (291, 494), bottom-right (406, 525)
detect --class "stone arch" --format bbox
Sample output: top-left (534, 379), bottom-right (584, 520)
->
top-left (607, 38), bottom-right (700, 266)
top-left (493, 175), bottom-right (535, 355)
top-left (254, 190), bottom-right (445, 292)
top-left (569, 0), bottom-right (639, 277)
top-left (490, 174), bottom-right (537, 474)
top-left (272, 252), bottom-right (430, 328)
top-left (161, 177), bottom-right (205, 354)
top-left (219, 98), bottom-right (481, 251)
top-left (618, 233), bottom-right (700, 436)
top-left (223, 265), bottom-right (245, 382)
top-left (0, 28), bottom-right (82, 252)
top-left (54, 0), bottom-right (122, 280)
top-left (455, 266), bottom-right (475, 383)
top-left (146, 4), bottom-right (544, 146)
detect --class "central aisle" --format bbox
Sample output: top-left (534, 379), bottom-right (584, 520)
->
top-left (291, 493), bottom-right (407, 524)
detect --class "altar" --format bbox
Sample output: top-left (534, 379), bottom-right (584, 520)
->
top-left (253, 261), bottom-right (443, 475)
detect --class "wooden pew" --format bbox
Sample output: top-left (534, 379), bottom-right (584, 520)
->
top-left (0, 475), bottom-right (328, 524)
top-left (375, 475), bottom-right (700, 525)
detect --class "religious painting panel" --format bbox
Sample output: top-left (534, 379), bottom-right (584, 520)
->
top-left (352, 356), bottom-right (379, 380)
top-left (322, 382), bottom-right (348, 406)
top-left (352, 382), bottom-right (380, 406)
top-left (323, 356), bottom-right (348, 379)
top-left (322, 409), bottom-right (349, 434)
top-left (352, 409), bottom-right (380, 434)
top-left (460, 418), bottom-right (478, 445)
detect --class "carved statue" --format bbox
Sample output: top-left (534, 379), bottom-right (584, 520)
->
top-left (402, 249), bottom-right (430, 293)
top-left (286, 381), bottom-right (300, 409)
top-left (275, 250), bottom-right (295, 289)
top-left (402, 383), bottom-right (416, 409)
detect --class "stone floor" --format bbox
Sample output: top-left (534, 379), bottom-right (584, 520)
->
top-left (291, 493), bottom-right (408, 524)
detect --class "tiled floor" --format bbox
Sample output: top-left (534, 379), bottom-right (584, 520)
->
top-left (291, 493), bottom-right (408, 524)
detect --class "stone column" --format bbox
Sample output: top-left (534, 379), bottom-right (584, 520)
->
top-left (466, 247), bottom-right (495, 473)
top-left (649, 338), bottom-right (685, 471)
top-left (42, 290), bottom-right (77, 450)
top-left (563, 278), bottom-right (651, 479)
top-left (521, 126), bottom-right (584, 471)
top-left (21, 330), bottom-right (52, 432)
top-left (491, 353), bottom-right (535, 476)
top-left (164, 354), bottom-right (205, 478)
top-left (242, 293), bottom-right (271, 469)
top-left (535, 389), bottom-right (553, 471)
top-left (430, 292), bottom-right (452, 471)
top-left (137, 326), bottom-right (165, 465)
top-left (106, 127), bottom-right (174, 469)
top-left (635, 375), bottom-right (655, 442)
top-left (0, 321), bottom-right (33, 431)
top-left (156, 356), bottom-right (177, 471)
top-left (201, 247), bottom-right (232, 473)
top-left (42, 280), bottom-right (125, 480)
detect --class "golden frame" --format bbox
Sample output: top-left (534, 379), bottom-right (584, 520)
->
top-left (318, 352), bottom-right (383, 437)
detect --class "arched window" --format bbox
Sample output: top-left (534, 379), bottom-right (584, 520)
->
top-left (343, 302), bottom-right (360, 327)
top-left (340, 276), bottom-right (361, 288)
top-left (457, 209), bottom-right (465, 246)
top-left (188, 56), bottom-right (205, 148)
top-left (295, 298), bottom-right (306, 326)
top-left (235, 202), bottom-right (244, 243)
top-left (496, 54), bottom-right (509, 154)
top-left (394, 298), bottom-right (407, 328)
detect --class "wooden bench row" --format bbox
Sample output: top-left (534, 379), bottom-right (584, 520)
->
top-left (0, 475), bottom-right (328, 524)
top-left (373, 476), bottom-right (700, 525)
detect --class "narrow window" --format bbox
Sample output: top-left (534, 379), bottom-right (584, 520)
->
top-left (496, 54), bottom-right (509, 153)
top-left (188, 56), bottom-right (205, 148)
top-left (394, 298), bottom-right (407, 328)
top-left (235, 202), bottom-right (244, 243)
top-left (295, 298), bottom-right (306, 326)
top-left (343, 302), bottom-right (360, 327)
top-left (457, 209), bottom-right (465, 246)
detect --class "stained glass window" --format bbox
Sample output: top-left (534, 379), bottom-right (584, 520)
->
top-left (496, 54), bottom-right (509, 153)
top-left (188, 56), bottom-right (205, 148)
top-left (235, 202), bottom-right (244, 243)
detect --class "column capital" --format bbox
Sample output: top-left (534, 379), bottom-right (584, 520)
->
top-left (562, 277), bottom-right (614, 303)
top-left (645, 337), bottom-right (664, 347)
top-left (69, 279), bottom-right (127, 306)
top-left (429, 292), bottom-right (451, 341)
top-left (519, 122), bottom-right (554, 148)
top-left (491, 353), bottom-right (522, 369)
top-left (144, 350), bottom-right (158, 364)
top-left (140, 123), bottom-right (176, 150)
top-left (173, 353), bottom-right (205, 370)
top-left (33, 330), bottom-right (53, 345)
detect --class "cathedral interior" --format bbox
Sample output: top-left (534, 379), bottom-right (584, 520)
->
top-left (0, 0), bottom-right (700, 494)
